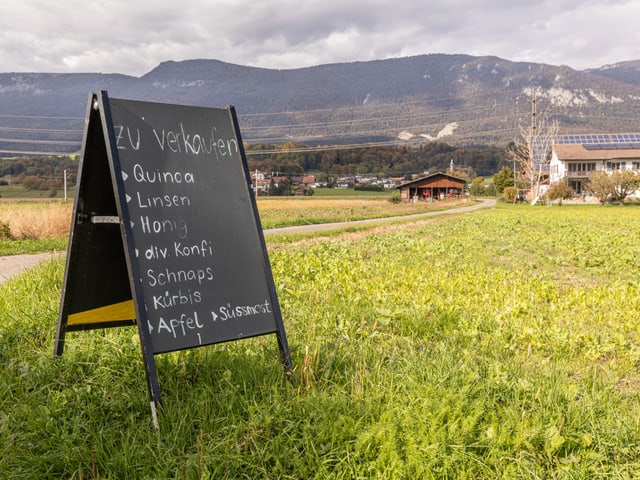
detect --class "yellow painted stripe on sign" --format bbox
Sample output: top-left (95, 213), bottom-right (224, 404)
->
top-left (67, 300), bottom-right (135, 326)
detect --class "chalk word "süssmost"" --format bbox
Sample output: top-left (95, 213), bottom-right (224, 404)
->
top-left (211, 299), bottom-right (272, 322)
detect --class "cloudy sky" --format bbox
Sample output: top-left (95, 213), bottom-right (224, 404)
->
top-left (1, 0), bottom-right (639, 76)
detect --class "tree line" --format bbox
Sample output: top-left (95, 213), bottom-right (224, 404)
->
top-left (0, 156), bottom-right (78, 190)
top-left (245, 142), bottom-right (507, 178)
top-left (0, 142), bottom-right (510, 192)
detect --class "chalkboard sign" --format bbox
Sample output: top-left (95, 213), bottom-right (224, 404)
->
top-left (55, 91), bottom-right (291, 424)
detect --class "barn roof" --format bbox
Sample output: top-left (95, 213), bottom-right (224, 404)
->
top-left (396, 172), bottom-right (466, 189)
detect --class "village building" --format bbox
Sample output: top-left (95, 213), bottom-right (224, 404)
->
top-left (549, 134), bottom-right (640, 194)
top-left (396, 172), bottom-right (467, 202)
top-left (250, 170), bottom-right (270, 193)
top-left (290, 175), bottom-right (316, 186)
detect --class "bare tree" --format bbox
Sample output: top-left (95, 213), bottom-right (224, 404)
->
top-left (505, 119), bottom-right (559, 205)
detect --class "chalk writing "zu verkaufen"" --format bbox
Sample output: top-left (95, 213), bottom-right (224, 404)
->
top-left (114, 123), bottom-right (239, 160)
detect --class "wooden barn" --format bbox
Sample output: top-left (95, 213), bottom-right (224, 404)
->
top-left (397, 172), bottom-right (466, 202)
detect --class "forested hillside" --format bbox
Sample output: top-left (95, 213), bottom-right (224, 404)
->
top-left (245, 142), bottom-right (505, 177)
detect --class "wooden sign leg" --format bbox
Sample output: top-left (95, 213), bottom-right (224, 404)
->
top-left (150, 400), bottom-right (160, 430)
top-left (276, 330), bottom-right (293, 373)
top-left (138, 342), bottom-right (163, 429)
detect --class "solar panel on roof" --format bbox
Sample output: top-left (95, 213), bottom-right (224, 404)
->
top-left (528, 133), bottom-right (640, 166)
top-left (583, 143), bottom-right (640, 150)
top-left (552, 133), bottom-right (640, 145)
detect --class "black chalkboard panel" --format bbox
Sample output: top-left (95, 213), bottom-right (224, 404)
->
top-left (56, 92), bottom-right (291, 423)
top-left (105, 97), bottom-right (282, 354)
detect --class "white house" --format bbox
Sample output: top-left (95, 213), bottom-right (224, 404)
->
top-left (549, 142), bottom-right (640, 194)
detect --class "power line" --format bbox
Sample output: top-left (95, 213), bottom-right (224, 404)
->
top-left (0, 149), bottom-right (76, 156)
top-left (0, 126), bottom-right (83, 134)
top-left (0, 138), bottom-right (81, 145)
top-left (0, 113), bottom-right (83, 120)
top-left (2, 84), bottom-right (639, 156)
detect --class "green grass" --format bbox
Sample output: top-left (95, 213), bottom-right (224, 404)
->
top-left (0, 238), bottom-right (67, 256)
top-left (310, 187), bottom-right (392, 197)
top-left (255, 197), bottom-right (474, 230)
top-left (2, 204), bottom-right (640, 478)
top-left (0, 185), bottom-right (76, 199)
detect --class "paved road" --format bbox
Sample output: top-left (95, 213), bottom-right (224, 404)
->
top-left (0, 199), bottom-right (496, 285)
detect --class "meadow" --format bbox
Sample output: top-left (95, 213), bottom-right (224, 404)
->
top-left (1, 201), bottom-right (640, 478)
top-left (256, 196), bottom-right (470, 229)
top-left (0, 195), bottom-right (465, 254)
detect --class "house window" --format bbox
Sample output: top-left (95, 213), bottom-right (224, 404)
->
top-left (633, 162), bottom-right (640, 170)
top-left (567, 162), bottom-right (595, 176)
top-left (607, 161), bottom-right (625, 171)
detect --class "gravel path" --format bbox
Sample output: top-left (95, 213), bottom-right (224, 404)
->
top-left (263, 198), bottom-right (496, 235)
top-left (0, 252), bottom-right (64, 285)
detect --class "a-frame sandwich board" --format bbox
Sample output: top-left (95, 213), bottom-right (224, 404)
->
top-left (55, 91), bottom-right (292, 427)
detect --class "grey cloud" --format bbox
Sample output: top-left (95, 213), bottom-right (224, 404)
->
top-left (0, 0), bottom-right (638, 75)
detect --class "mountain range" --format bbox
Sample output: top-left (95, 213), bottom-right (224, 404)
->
top-left (1, 54), bottom-right (640, 156)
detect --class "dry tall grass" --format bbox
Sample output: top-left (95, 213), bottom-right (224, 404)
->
top-left (0, 201), bottom-right (73, 239)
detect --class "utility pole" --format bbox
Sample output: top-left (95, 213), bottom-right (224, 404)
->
top-left (530, 88), bottom-right (537, 137)
top-left (529, 88), bottom-right (538, 201)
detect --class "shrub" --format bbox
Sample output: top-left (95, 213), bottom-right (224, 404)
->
top-left (469, 182), bottom-right (485, 196)
top-left (503, 186), bottom-right (517, 203)
top-left (547, 182), bottom-right (574, 205)
top-left (354, 184), bottom-right (384, 192)
top-left (0, 221), bottom-right (12, 239)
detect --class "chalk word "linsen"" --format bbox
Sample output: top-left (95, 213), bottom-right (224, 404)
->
top-left (137, 191), bottom-right (191, 209)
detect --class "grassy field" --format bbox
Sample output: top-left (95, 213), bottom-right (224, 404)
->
top-left (0, 185), bottom-right (76, 200)
top-left (310, 187), bottom-right (392, 197)
top-left (256, 196), bottom-right (471, 229)
top-left (2, 202), bottom-right (640, 477)
top-left (0, 196), bottom-right (469, 255)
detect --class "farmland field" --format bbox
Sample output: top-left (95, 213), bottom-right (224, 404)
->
top-left (0, 185), bottom-right (76, 200)
top-left (1, 203), bottom-right (640, 478)
top-left (0, 201), bottom-right (71, 255)
top-left (256, 196), bottom-right (471, 229)
top-left (0, 196), bottom-right (470, 254)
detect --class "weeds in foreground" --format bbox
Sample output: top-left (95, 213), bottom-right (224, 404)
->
top-left (1, 205), bottom-right (640, 478)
